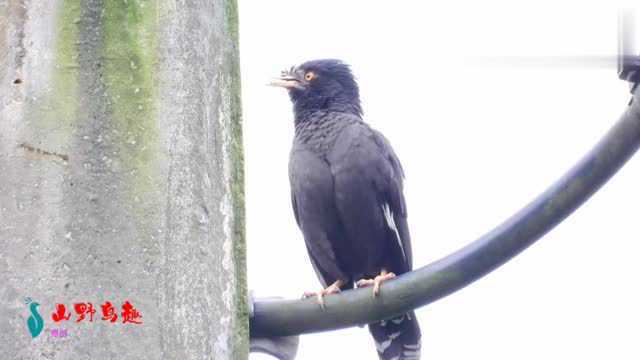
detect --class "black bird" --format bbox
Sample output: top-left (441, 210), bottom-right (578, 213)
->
top-left (271, 59), bottom-right (421, 360)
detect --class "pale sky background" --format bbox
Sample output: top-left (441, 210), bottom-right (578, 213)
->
top-left (239, 2), bottom-right (640, 359)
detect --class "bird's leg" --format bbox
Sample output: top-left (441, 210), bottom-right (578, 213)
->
top-left (356, 269), bottom-right (396, 297)
top-left (302, 279), bottom-right (344, 309)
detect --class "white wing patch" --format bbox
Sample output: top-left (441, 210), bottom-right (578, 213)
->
top-left (382, 203), bottom-right (406, 262)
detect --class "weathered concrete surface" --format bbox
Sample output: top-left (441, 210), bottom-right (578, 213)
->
top-left (0, 0), bottom-right (247, 359)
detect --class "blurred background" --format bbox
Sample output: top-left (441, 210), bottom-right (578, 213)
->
top-left (239, 1), bottom-right (640, 359)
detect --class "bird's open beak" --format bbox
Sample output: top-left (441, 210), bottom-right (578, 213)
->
top-left (269, 77), bottom-right (303, 90)
top-left (268, 67), bottom-right (305, 90)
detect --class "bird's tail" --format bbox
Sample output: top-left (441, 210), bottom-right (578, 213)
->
top-left (368, 311), bottom-right (421, 360)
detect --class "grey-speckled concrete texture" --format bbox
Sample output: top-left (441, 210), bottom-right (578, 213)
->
top-left (0, 0), bottom-right (247, 359)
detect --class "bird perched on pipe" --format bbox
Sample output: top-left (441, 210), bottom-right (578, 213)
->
top-left (270, 59), bottom-right (421, 360)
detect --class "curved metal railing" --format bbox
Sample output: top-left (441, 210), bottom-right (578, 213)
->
top-left (250, 84), bottom-right (640, 338)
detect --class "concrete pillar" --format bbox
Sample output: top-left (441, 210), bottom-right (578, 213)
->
top-left (0, 0), bottom-right (247, 358)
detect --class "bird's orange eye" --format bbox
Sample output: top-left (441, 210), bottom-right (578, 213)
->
top-left (305, 72), bottom-right (316, 81)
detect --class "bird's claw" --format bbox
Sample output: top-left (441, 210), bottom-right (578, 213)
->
top-left (301, 291), bottom-right (326, 309)
top-left (302, 282), bottom-right (342, 309)
top-left (357, 271), bottom-right (396, 297)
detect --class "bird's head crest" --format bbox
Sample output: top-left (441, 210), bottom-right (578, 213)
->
top-left (270, 59), bottom-right (362, 118)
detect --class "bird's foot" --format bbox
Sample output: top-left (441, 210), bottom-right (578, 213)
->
top-left (302, 280), bottom-right (343, 309)
top-left (356, 270), bottom-right (396, 297)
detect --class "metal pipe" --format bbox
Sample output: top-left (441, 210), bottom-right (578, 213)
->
top-left (250, 86), bottom-right (640, 338)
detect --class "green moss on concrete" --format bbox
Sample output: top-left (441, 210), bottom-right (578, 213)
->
top-left (51, 0), bottom-right (81, 132)
top-left (226, 0), bottom-right (249, 358)
top-left (226, 0), bottom-right (240, 44)
top-left (101, 0), bottom-right (160, 205)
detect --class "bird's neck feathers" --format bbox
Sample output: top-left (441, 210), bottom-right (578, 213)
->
top-left (292, 94), bottom-right (362, 126)
top-left (293, 109), bottom-right (361, 154)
